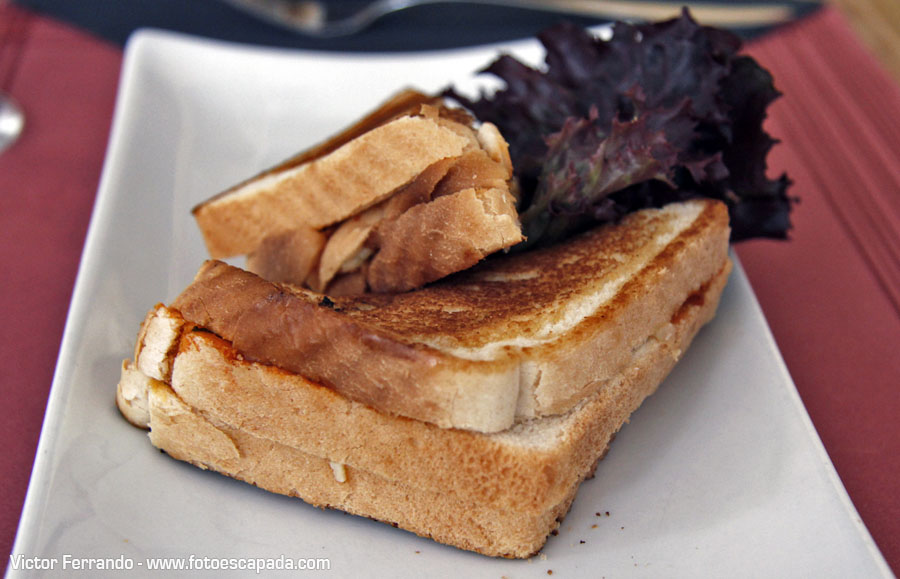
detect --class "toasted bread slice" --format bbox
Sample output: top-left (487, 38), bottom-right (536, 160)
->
top-left (171, 199), bottom-right (730, 432)
top-left (119, 259), bottom-right (729, 557)
top-left (192, 89), bottom-right (437, 256)
top-left (193, 114), bottom-right (473, 257)
top-left (192, 90), bottom-right (522, 293)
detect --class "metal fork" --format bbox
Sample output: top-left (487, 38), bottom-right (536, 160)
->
top-left (222, 0), bottom-right (804, 38)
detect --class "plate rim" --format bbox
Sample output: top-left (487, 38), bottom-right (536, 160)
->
top-left (8, 27), bottom-right (893, 578)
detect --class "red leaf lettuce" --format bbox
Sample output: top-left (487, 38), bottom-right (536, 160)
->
top-left (444, 10), bottom-right (794, 246)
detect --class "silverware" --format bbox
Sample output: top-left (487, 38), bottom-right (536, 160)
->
top-left (223, 0), bottom-right (806, 38)
top-left (0, 93), bottom-right (24, 153)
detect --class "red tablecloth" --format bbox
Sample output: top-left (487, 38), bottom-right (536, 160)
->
top-left (1, 4), bottom-right (897, 572)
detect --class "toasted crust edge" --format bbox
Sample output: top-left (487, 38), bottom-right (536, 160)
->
top-left (192, 89), bottom-right (437, 215)
top-left (118, 259), bottom-right (730, 557)
top-left (172, 200), bottom-right (730, 432)
top-left (193, 115), bottom-right (473, 257)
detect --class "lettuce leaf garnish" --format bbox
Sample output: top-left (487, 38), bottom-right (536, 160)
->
top-left (445, 10), bottom-right (794, 246)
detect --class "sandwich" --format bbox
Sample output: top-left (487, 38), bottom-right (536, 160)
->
top-left (119, 198), bottom-right (731, 557)
top-left (116, 11), bottom-right (791, 559)
top-left (192, 88), bottom-right (522, 294)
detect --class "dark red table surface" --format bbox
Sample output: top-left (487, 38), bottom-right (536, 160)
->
top-left (1, 4), bottom-right (897, 573)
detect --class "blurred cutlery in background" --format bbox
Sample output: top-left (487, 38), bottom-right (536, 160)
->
top-left (221, 0), bottom-right (812, 38)
top-left (0, 93), bottom-right (24, 153)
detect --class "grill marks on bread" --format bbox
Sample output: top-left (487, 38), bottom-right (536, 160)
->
top-left (192, 90), bottom-right (522, 294)
top-left (118, 259), bottom-right (731, 557)
top-left (334, 201), bottom-right (716, 348)
top-left (172, 200), bottom-right (730, 432)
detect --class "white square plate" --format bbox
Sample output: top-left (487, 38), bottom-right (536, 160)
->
top-left (9, 29), bottom-right (891, 578)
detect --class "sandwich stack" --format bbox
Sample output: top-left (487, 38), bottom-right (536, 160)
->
top-left (112, 7), bottom-right (801, 556)
top-left (117, 111), bottom-right (731, 555)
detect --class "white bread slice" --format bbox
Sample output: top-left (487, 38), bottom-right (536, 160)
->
top-left (172, 199), bottom-right (730, 432)
top-left (192, 91), bottom-right (523, 294)
top-left (120, 259), bottom-right (730, 557)
top-left (193, 115), bottom-right (472, 258)
top-left (117, 304), bottom-right (186, 428)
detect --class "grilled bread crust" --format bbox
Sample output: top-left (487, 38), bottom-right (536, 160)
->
top-left (191, 89), bottom-right (523, 294)
top-left (119, 259), bottom-right (730, 558)
top-left (193, 114), bottom-right (473, 257)
top-left (172, 199), bottom-right (730, 432)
